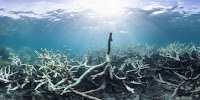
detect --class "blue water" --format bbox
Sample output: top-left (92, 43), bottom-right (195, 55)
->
top-left (1, 1), bottom-right (200, 99)
top-left (0, 0), bottom-right (200, 54)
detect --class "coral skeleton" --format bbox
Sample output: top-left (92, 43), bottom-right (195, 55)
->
top-left (0, 34), bottom-right (200, 99)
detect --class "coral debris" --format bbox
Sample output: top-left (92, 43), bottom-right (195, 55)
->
top-left (0, 35), bottom-right (200, 100)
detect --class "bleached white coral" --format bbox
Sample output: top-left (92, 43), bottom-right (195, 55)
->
top-left (159, 42), bottom-right (197, 61)
top-left (8, 53), bottom-right (21, 66)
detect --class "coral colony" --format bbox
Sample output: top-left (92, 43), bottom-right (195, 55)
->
top-left (0, 33), bottom-right (200, 100)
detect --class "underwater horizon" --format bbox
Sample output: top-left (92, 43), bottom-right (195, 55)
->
top-left (0, 0), bottom-right (200, 100)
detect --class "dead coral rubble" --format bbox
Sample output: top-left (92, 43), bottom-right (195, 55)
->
top-left (0, 35), bottom-right (200, 100)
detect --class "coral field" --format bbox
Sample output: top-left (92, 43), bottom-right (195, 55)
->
top-left (0, 34), bottom-right (200, 100)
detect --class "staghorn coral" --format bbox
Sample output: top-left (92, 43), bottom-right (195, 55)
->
top-left (33, 46), bottom-right (73, 93)
top-left (17, 47), bottom-right (37, 64)
top-left (158, 42), bottom-right (196, 61)
top-left (0, 36), bottom-right (200, 100)
top-left (60, 33), bottom-right (135, 99)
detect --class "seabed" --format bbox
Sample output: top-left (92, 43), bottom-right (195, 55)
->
top-left (0, 37), bottom-right (200, 100)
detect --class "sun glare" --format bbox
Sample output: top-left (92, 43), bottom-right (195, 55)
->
top-left (85, 0), bottom-right (125, 17)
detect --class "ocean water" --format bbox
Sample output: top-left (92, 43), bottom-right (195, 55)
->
top-left (0, 0), bottom-right (200, 100)
top-left (0, 0), bottom-right (200, 52)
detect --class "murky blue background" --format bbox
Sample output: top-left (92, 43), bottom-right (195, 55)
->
top-left (0, 0), bottom-right (200, 54)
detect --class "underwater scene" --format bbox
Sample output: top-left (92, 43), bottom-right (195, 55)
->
top-left (0, 0), bottom-right (200, 100)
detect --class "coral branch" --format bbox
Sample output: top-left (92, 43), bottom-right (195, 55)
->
top-left (107, 32), bottom-right (112, 55)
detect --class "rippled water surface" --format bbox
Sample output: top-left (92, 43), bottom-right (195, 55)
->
top-left (0, 0), bottom-right (199, 52)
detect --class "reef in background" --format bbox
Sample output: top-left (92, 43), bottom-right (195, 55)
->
top-left (0, 40), bottom-right (200, 100)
